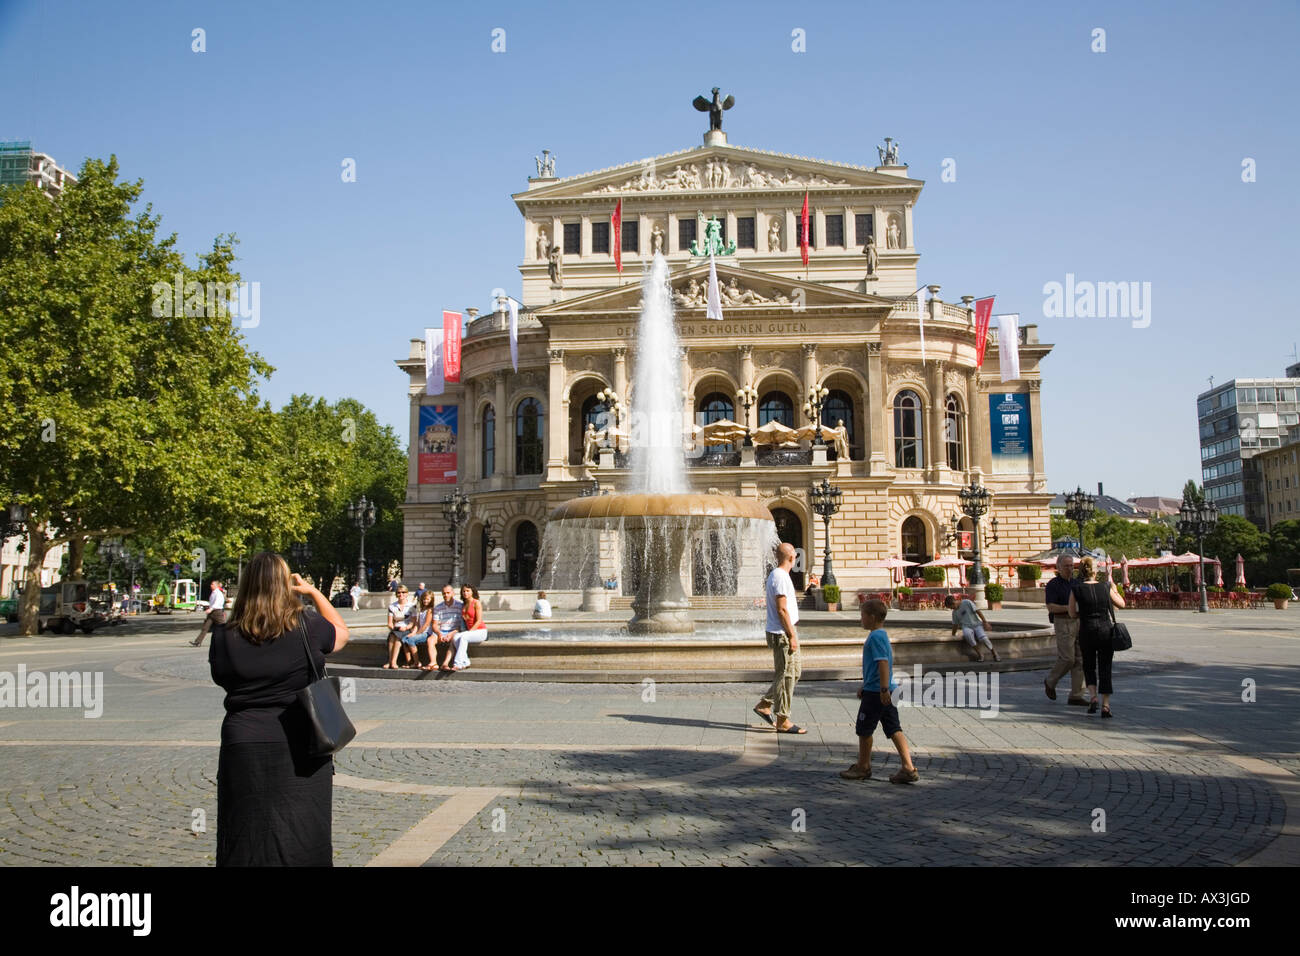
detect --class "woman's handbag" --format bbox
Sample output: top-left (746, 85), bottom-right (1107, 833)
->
top-left (296, 615), bottom-right (356, 756)
top-left (1106, 591), bottom-right (1133, 651)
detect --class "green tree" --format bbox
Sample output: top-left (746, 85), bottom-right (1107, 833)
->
top-left (0, 158), bottom-right (307, 632)
top-left (1268, 520), bottom-right (1300, 584)
top-left (1181, 479), bottom-right (1203, 507)
top-left (1200, 513), bottom-right (1270, 584)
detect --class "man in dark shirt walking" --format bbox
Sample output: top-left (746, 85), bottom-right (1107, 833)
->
top-left (1044, 554), bottom-right (1087, 705)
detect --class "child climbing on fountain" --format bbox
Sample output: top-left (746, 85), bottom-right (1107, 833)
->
top-left (840, 598), bottom-right (919, 783)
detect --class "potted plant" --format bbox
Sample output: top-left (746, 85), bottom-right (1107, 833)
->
top-left (822, 584), bottom-right (841, 612)
top-left (1266, 583), bottom-right (1292, 610)
top-left (985, 582), bottom-right (1004, 610)
top-left (1017, 564), bottom-right (1043, 586)
top-left (922, 566), bottom-right (947, 586)
top-left (897, 584), bottom-right (915, 609)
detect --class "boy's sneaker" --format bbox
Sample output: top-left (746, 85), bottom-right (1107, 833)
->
top-left (889, 767), bottom-right (919, 784)
top-left (839, 765), bottom-right (871, 780)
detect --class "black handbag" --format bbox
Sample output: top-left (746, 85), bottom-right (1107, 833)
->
top-left (295, 615), bottom-right (356, 756)
top-left (1106, 589), bottom-right (1133, 651)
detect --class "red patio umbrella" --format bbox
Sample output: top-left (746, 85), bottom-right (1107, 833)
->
top-left (1235, 553), bottom-right (1247, 588)
top-left (1214, 557), bottom-right (1224, 588)
top-left (1120, 555), bottom-right (1130, 587)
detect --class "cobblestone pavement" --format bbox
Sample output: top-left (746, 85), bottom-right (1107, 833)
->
top-left (0, 607), bottom-right (1295, 866)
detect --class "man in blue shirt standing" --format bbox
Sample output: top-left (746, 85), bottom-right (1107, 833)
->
top-left (841, 598), bottom-right (918, 783)
top-left (1043, 554), bottom-right (1087, 705)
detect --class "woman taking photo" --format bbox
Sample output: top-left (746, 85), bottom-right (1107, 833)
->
top-left (209, 552), bottom-right (350, 866)
top-left (447, 583), bottom-right (488, 672)
top-left (1068, 556), bottom-right (1125, 719)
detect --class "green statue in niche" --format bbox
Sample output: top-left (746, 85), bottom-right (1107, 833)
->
top-left (688, 212), bottom-right (736, 257)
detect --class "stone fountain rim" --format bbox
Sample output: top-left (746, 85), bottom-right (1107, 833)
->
top-left (550, 493), bottom-right (774, 523)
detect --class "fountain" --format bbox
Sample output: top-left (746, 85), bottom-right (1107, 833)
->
top-left (541, 254), bottom-right (778, 634)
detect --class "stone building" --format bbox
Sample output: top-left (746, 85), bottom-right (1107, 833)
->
top-left (396, 118), bottom-right (1053, 594)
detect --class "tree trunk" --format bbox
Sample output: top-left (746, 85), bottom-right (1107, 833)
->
top-left (18, 522), bottom-right (49, 636)
top-left (67, 535), bottom-right (86, 580)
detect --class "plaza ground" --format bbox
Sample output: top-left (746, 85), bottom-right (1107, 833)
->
top-left (0, 605), bottom-right (1295, 866)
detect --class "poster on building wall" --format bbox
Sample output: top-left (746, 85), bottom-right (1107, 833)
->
top-left (418, 405), bottom-right (458, 484)
top-left (989, 393), bottom-right (1032, 474)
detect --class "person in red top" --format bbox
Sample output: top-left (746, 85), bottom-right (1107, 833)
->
top-left (447, 584), bottom-right (488, 672)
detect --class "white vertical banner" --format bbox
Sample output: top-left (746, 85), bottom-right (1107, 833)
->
top-left (997, 313), bottom-right (1021, 382)
top-left (916, 286), bottom-right (927, 364)
top-left (506, 296), bottom-right (520, 372)
top-left (425, 326), bottom-right (445, 396)
top-left (706, 252), bottom-right (723, 320)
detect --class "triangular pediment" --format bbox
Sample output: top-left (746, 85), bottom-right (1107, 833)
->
top-left (515, 144), bottom-right (921, 205)
top-left (534, 263), bottom-right (896, 319)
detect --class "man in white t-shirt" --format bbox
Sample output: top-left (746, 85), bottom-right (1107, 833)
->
top-left (754, 543), bottom-right (805, 734)
top-left (189, 580), bottom-right (226, 647)
top-left (532, 590), bottom-right (552, 620)
top-left (350, 583), bottom-right (362, 610)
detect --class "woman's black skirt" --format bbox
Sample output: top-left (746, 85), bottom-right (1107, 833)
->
top-left (216, 735), bottom-right (333, 867)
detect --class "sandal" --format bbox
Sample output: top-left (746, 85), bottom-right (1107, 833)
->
top-left (776, 723), bottom-right (807, 734)
top-left (889, 767), bottom-right (919, 784)
top-left (839, 765), bottom-right (871, 780)
top-left (1087, 699), bottom-right (1099, 714)
top-left (1101, 707), bottom-right (1113, 719)
top-left (753, 706), bottom-right (775, 726)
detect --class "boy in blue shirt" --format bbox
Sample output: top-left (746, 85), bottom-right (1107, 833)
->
top-left (841, 598), bottom-right (919, 783)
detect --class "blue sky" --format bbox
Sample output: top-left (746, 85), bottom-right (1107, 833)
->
top-left (3, 0), bottom-right (1296, 499)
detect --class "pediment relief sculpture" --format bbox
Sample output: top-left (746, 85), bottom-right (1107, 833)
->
top-left (672, 277), bottom-right (795, 308)
top-left (595, 161), bottom-right (850, 193)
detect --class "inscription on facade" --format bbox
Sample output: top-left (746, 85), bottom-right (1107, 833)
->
top-left (612, 321), bottom-right (810, 338)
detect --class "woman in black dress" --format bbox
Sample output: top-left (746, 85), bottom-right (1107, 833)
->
top-left (209, 552), bottom-right (350, 866)
top-left (1068, 556), bottom-right (1125, 719)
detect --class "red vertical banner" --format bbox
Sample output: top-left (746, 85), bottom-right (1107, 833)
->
top-left (799, 191), bottom-right (810, 267)
top-left (443, 310), bottom-right (462, 383)
top-left (613, 199), bottom-right (623, 274)
top-left (973, 296), bottom-right (995, 367)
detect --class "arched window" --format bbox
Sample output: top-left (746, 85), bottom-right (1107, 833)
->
top-left (481, 405), bottom-right (495, 477)
top-left (824, 389), bottom-right (855, 460)
top-left (698, 392), bottom-right (736, 453)
top-left (515, 398), bottom-right (544, 475)
top-left (893, 390), bottom-right (923, 468)
top-left (901, 515), bottom-right (929, 571)
top-left (945, 395), bottom-right (964, 471)
top-left (758, 391), bottom-right (794, 428)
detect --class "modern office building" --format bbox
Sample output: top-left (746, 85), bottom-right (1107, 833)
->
top-left (1196, 369), bottom-right (1300, 524)
top-left (0, 141), bottom-right (76, 199)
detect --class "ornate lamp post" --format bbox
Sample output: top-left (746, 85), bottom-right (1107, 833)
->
top-left (101, 538), bottom-right (124, 590)
top-left (596, 387), bottom-right (621, 449)
top-left (958, 482), bottom-right (995, 603)
top-left (441, 489), bottom-right (472, 587)
top-left (290, 542), bottom-right (312, 575)
top-left (803, 384), bottom-right (829, 446)
top-left (735, 383), bottom-right (758, 447)
top-left (1176, 494), bottom-right (1218, 613)
top-left (1062, 486), bottom-right (1096, 552)
top-left (1152, 530), bottom-right (1176, 590)
top-left (809, 477), bottom-right (843, 588)
top-left (348, 496), bottom-right (377, 592)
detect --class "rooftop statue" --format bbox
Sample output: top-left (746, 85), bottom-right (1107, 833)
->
top-left (693, 87), bottom-right (734, 132)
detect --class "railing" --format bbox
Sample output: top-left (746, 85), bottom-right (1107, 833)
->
top-left (465, 312), bottom-right (544, 339)
top-left (687, 451), bottom-right (741, 468)
top-left (755, 448), bottom-right (813, 466)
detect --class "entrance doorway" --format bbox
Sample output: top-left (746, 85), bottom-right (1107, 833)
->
top-left (771, 508), bottom-right (805, 590)
top-left (511, 521), bottom-right (539, 589)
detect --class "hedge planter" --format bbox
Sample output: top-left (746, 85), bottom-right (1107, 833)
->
top-left (1266, 584), bottom-right (1292, 610)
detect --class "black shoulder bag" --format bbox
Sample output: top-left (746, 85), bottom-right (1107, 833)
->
top-left (295, 615), bottom-right (356, 756)
top-left (1106, 585), bottom-right (1133, 652)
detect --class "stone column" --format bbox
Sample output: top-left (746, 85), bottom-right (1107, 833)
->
top-left (546, 349), bottom-right (566, 479)
top-left (1028, 380), bottom-right (1046, 480)
top-left (407, 392), bottom-right (421, 491)
top-left (680, 349), bottom-right (693, 441)
top-left (494, 373), bottom-right (508, 478)
top-left (739, 344), bottom-right (754, 429)
top-left (970, 371), bottom-right (992, 476)
top-left (867, 343), bottom-right (886, 472)
top-left (801, 344), bottom-right (818, 427)
top-left (613, 346), bottom-right (627, 398)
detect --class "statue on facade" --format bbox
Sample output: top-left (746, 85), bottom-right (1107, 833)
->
top-left (886, 217), bottom-right (901, 250)
top-left (689, 212), bottom-right (737, 256)
top-left (534, 149), bottom-right (556, 177)
top-left (768, 219), bottom-right (782, 252)
top-left (548, 243), bottom-right (563, 286)
top-left (583, 422), bottom-right (600, 464)
top-left (536, 228), bottom-right (551, 261)
top-left (876, 138), bottom-right (901, 166)
top-left (863, 234), bottom-right (878, 275)
top-left (692, 87), bottom-right (734, 132)
top-left (651, 222), bottom-right (665, 254)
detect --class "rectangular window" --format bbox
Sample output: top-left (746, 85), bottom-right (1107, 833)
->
top-left (737, 217), bottom-right (755, 249)
top-left (678, 217), bottom-right (696, 251)
top-left (591, 221), bottom-right (610, 254)
top-left (563, 222), bottom-right (581, 255)
top-left (1238, 388), bottom-right (1255, 404)
top-left (825, 214), bottom-right (844, 247)
top-left (1280, 388), bottom-right (1296, 403)
top-left (621, 219), bottom-right (639, 253)
top-left (855, 213), bottom-right (874, 247)
top-left (1259, 387), bottom-right (1276, 402)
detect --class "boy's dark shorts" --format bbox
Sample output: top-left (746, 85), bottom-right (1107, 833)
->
top-left (856, 692), bottom-right (902, 738)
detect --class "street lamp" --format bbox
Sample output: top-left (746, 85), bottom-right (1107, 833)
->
top-left (101, 539), bottom-right (124, 590)
top-left (348, 496), bottom-right (377, 592)
top-left (958, 482), bottom-right (995, 601)
top-left (290, 542), bottom-right (312, 575)
top-left (735, 383), bottom-right (758, 447)
top-left (803, 385), bottom-right (829, 446)
top-left (809, 477), bottom-right (843, 588)
top-left (596, 388), bottom-right (621, 449)
top-left (1062, 486), bottom-right (1096, 552)
top-left (441, 489), bottom-right (472, 587)
top-left (1176, 494), bottom-right (1218, 613)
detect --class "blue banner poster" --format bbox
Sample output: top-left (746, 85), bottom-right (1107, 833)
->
top-left (418, 405), bottom-right (458, 484)
top-left (989, 393), bottom-right (1032, 474)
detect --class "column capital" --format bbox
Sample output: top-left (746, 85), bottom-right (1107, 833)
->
top-left (547, 348), bottom-right (564, 363)
top-left (737, 344), bottom-right (752, 357)
top-left (612, 346), bottom-right (627, 359)
top-left (801, 343), bottom-right (817, 357)
top-left (866, 342), bottom-right (883, 355)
